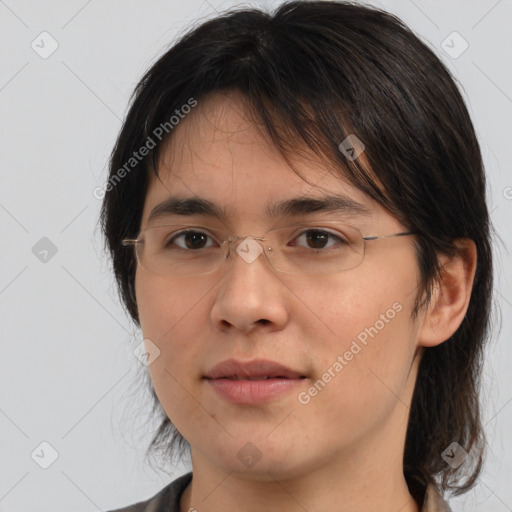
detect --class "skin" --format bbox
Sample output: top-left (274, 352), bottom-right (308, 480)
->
top-left (134, 91), bottom-right (477, 512)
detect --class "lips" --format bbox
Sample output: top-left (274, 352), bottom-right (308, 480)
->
top-left (204, 358), bottom-right (306, 380)
top-left (225, 376), bottom-right (283, 380)
top-left (204, 358), bottom-right (307, 405)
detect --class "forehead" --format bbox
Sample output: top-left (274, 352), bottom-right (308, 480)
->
top-left (141, 92), bottom-right (381, 228)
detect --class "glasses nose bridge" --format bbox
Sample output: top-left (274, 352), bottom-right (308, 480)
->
top-left (224, 234), bottom-right (273, 267)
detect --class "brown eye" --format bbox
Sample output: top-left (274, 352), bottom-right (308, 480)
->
top-left (167, 230), bottom-right (215, 250)
top-left (292, 229), bottom-right (348, 250)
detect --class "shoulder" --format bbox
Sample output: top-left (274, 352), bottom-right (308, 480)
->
top-left (106, 472), bottom-right (193, 512)
top-left (421, 483), bottom-right (452, 512)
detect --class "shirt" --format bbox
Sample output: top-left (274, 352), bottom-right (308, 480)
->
top-left (107, 472), bottom-right (452, 512)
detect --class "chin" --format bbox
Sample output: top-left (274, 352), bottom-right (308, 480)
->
top-left (198, 433), bottom-right (312, 480)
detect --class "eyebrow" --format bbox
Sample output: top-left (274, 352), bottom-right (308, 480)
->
top-left (146, 194), bottom-right (372, 225)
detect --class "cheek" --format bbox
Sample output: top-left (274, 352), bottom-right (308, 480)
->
top-left (293, 264), bottom-right (418, 424)
top-left (135, 270), bottom-right (217, 336)
top-left (294, 307), bottom-right (416, 448)
top-left (135, 272), bottom-right (214, 424)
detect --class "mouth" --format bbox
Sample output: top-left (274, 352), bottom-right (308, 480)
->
top-left (204, 358), bottom-right (307, 404)
top-left (214, 375), bottom-right (306, 380)
top-left (204, 358), bottom-right (306, 380)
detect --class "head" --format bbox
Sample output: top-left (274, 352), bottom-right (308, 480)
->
top-left (100, 0), bottom-right (492, 500)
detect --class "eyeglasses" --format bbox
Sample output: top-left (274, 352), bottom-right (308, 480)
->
top-left (121, 220), bottom-right (414, 278)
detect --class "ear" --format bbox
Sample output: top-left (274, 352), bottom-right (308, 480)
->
top-left (418, 239), bottom-right (477, 348)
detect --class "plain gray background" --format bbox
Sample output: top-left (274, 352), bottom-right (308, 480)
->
top-left (0, 0), bottom-right (511, 511)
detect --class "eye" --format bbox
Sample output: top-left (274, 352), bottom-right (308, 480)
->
top-left (291, 228), bottom-right (349, 250)
top-left (167, 230), bottom-right (217, 250)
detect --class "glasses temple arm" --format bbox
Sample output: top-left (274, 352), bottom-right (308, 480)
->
top-left (362, 231), bottom-right (416, 241)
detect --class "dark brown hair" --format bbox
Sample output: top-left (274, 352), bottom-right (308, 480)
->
top-left (99, 0), bottom-right (493, 501)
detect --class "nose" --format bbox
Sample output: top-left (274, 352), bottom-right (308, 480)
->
top-left (210, 237), bottom-right (290, 335)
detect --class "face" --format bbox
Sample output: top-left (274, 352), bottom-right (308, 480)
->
top-left (135, 91), bottom-right (424, 481)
